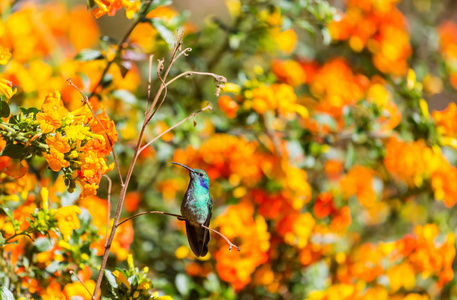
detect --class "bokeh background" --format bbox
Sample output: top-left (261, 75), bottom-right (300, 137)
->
top-left (1, 0), bottom-right (457, 299)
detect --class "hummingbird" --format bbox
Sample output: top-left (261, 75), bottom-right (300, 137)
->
top-left (171, 162), bottom-right (213, 257)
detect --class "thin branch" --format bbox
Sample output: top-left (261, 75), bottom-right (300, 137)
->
top-left (87, 1), bottom-right (154, 100)
top-left (116, 211), bottom-right (183, 227)
top-left (66, 79), bottom-right (124, 186)
top-left (4, 230), bottom-right (33, 243)
top-left (201, 225), bottom-right (240, 252)
top-left (146, 54), bottom-right (154, 114)
top-left (102, 174), bottom-right (112, 247)
top-left (172, 47), bottom-right (192, 64)
top-left (70, 270), bottom-right (92, 298)
top-left (139, 103), bottom-right (213, 153)
top-left (166, 71), bottom-right (227, 91)
top-left (115, 210), bottom-right (241, 252)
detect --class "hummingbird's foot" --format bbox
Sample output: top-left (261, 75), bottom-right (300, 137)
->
top-left (201, 225), bottom-right (240, 253)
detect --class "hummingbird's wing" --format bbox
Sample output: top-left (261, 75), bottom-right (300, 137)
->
top-left (185, 221), bottom-right (202, 257)
top-left (199, 209), bottom-right (212, 257)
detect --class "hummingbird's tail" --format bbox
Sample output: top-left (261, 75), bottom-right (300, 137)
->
top-left (185, 221), bottom-right (210, 257)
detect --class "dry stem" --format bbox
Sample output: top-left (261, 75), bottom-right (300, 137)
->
top-left (139, 103), bottom-right (213, 153)
top-left (70, 270), bottom-right (92, 297)
top-left (116, 211), bottom-right (241, 253)
top-left (102, 174), bottom-right (112, 247)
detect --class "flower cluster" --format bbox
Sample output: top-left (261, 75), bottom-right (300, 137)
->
top-left (328, 0), bottom-right (411, 75)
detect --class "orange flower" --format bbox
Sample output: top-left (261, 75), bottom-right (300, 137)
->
top-left (41, 90), bottom-right (69, 117)
top-left (271, 59), bottom-right (307, 86)
top-left (218, 95), bottom-right (239, 119)
top-left (271, 28), bottom-right (297, 54)
top-left (328, 0), bottom-right (411, 75)
top-left (0, 78), bottom-right (16, 100)
top-left (155, 120), bottom-right (174, 142)
top-left (340, 165), bottom-right (378, 208)
top-left (214, 201), bottom-right (270, 291)
top-left (313, 192), bottom-right (335, 219)
top-left (90, 109), bottom-right (118, 154)
top-left (45, 148), bottom-right (70, 172)
top-left (64, 279), bottom-right (97, 300)
top-left (0, 46), bottom-right (11, 65)
top-left (92, 0), bottom-right (140, 19)
top-left (125, 191), bottom-right (141, 213)
top-left (433, 102), bottom-right (457, 137)
top-left (173, 134), bottom-right (264, 187)
top-left (79, 195), bottom-right (108, 229)
top-left (386, 262), bottom-right (416, 292)
top-left (37, 110), bottom-right (62, 134)
top-left (46, 132), bottom-right (71, 154)
top-left (310, 58), bottom-right (368, 118)
top-left (55, 205), bottom-right (81, 241)
top-left (277, 213), bottom-right (315, 249)
top-left (324, 159), bottom-right (343, 180)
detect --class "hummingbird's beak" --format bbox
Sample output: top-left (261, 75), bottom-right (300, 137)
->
top-left (171, 162), bottom-right (195, 173)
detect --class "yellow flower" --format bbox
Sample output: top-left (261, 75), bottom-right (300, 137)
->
top-left (387, 262), bottom-right (416, 292)
top-left (46, 132), bottom-right (71, 153)
top-left (41, 90), bottom-right (69, 118)
top-left (123, 0), bottom-right (141, 19)
top-left (112, 270), bottom-right (131, 289)
top-left (37, 110), bottom-right (62, 134)
top-left (65, 124), bottom-right (91, 140)
top-left (0, 46), bottom-right (11, 65)
top-left (45, 148), bottom-right (70, 172)
top-left (0, 78), bottom-right (17, 100)
top-left (40, 187), bottom-right (49, 210)
top-left (55, 205), bottom-right (81, 241)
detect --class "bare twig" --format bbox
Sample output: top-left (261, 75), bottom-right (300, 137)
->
top-left (117, 211), bottom-right (183, 227)
top-left (87, 1), bottom-right (154, 101)
top-left (115, 210), bottom-right (241, 253)
top-left (201, 225), bottom-right (240, 252)
top-left (70, 270), bottom-right (92, 298)
top-left (166, 71), bottom-right (227, 93)
top-left (66, 79), bottom-right (124, 186)
top-left (146, 54), bottom-right (154, 113)
top-left (139, 103), bottom-right (213, 153)
top-left (102, 174), bottom-right (112, 247)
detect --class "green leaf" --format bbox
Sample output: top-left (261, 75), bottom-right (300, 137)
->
top-left (104, 270), bottom-right (119, 289)
top-left (19, 107), bottom-right (39, 116)
top-left (1, 143), bottom-right (25, 160)
top-left (1, 208), bottom-right (14, 222)
top-left (0, 233), bottom-right (5, 246)
top-left (0, 287), bottom-right (14, 300)
top-left (0, 101), bottom-right (10, 118)
top-left (112, 90), bottom-right (137, 105)
top-left (175, 273), bottom-right (190, 296)
top-left (345, 143), bottom-right (355, 169)
top-left (45, 261), bottom-right (60, 273)
top-left (86, 0), bottom-right (96, 9)
top-left (150, 19), bottom-right (175, 47)
top-left (116, 60), bottom-right (131, 78)
top-left (74, 49), bottom-right (104, 61)
top-left (33, 237), bottom-right (53, 252)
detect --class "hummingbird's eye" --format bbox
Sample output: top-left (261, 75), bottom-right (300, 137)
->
top-left (199, 173), bottom-right (203, 177)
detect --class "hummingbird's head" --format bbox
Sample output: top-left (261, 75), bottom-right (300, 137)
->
top-left (191, 168), bottom-right (209, 190)
top-left (171, 162), bottom-right (210, 190)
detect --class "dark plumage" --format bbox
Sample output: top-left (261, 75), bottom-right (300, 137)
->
top-left (172, 162), bottom-right (213, 257)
